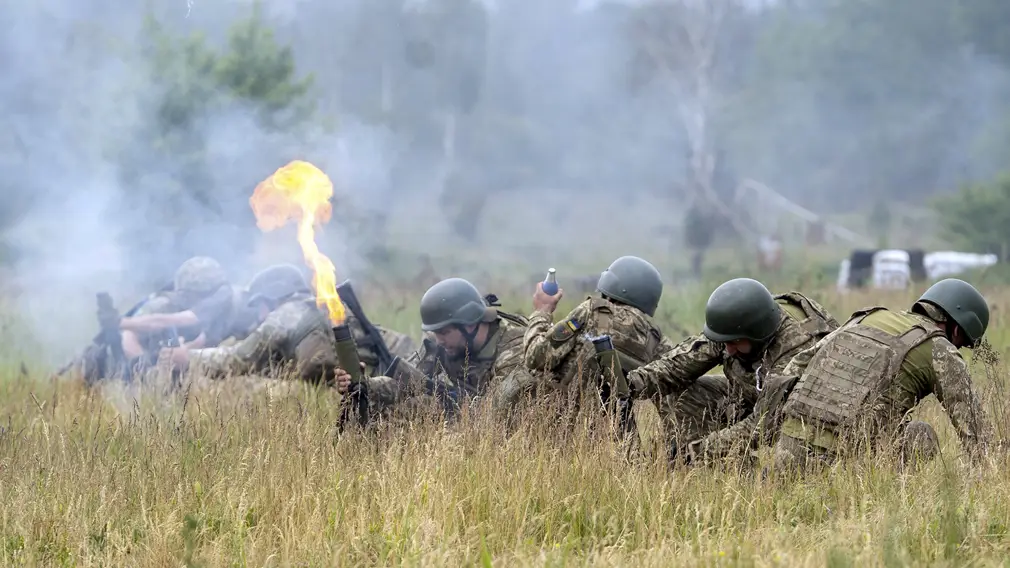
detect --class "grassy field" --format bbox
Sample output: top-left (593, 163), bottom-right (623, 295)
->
top-left (2, 272), bottom-right (1010, 566)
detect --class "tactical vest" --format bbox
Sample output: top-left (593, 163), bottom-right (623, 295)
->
top-left (588, 297), bottom-right (664, 373)
top-left (781, 307), bottom-right (941, 432)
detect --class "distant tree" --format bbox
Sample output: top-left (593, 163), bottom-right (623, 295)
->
top-left (933, 175), bottom-right (1010, 260)
top-left (628, 0), bottom-right (757, 243)
top-left (739, 0), bottom-right (979, 208)
top-left (868, 198), bottom-right (893, 248)
top-left (403, 0), bottom-right (490, 239)
top-left (119, 7), bottom-right (315, 277)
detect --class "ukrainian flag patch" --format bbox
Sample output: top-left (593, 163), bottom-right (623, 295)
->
top-left (551, 318), bottom-right (582, 343)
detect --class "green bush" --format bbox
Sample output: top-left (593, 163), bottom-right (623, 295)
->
top-left (933, 174), bottom-right (1010, 260)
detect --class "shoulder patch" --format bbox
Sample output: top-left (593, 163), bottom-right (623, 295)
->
top-left (551, 318), bottom-right (581, 343)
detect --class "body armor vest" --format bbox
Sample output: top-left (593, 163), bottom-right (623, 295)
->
top-left (589, 297), bottom-right (663, 373)
top-left (781, 307), bottom-right (941, 433)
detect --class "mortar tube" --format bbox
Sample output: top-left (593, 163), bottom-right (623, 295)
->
top-left (332, 324), bottom-right (363, 383)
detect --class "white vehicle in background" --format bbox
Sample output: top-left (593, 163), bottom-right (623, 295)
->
top-left (836, 258), bottom-right (851, 293)
top-left (872, 249), bottom-right (911, 290)
top-left (837, 248), bottom-right (996, 291)
top-left (924, 251), bottom-right (998, 280)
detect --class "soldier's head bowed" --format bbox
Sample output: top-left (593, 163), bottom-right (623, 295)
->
top-left (703, 278), bottom-right (781, 359)
top-left (912, 278), bottom-right (989, 348)
top-left (245, 264), bottom-right (312, 317)
top-left (596, 256), bottom-right (664, 317)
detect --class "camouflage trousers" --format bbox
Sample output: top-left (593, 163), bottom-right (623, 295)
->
top-left (660, 374), bottom-right (750, 457)
top-left (772, 420), bottom-right (940, 473)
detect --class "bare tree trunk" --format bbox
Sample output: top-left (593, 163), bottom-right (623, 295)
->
top-left (636, 0), bottom-right (755, 241)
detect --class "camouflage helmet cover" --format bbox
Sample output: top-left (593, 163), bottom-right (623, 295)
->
top-left (246, 264), bottom-right (311, 305)
top-left (420, 277), bottom-right (487, 331)
top-left (915, 278), bottom-right (989, 344)
top-left (596, 256), bottom-right (664, 317)
top-left (173, 256), bottom-right (228, 296)
top-left (703, 278), bottom-right (781, 343)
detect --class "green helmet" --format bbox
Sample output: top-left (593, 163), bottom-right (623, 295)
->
top-left (246, 264), bottom-right (311, 305)
top-left (703, 278), bottom-right (781, 343)
top-left (916, 278), bottom-right (989, 344)
top-left (420, 278), bottom-right (487, 331)
top-left (596, 256), bottom-right (664, 317)
top-left (174, 256), bottom-right (228, 296)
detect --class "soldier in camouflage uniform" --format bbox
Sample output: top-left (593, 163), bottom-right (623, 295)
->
top-left (78, 256), bottom-right (238, 384)
top-left (516, 256), bottom-right (678, 430)
top-left (162, 264), bottom-right (416, 383)
top-left (767, 278), bottom-right (994, 470)
top-left (335, 277), bottom-right (533, 419)
top-left (119, 256), bottom-right (235, 358)
top-left (627, 278), bottom-right (839, 458)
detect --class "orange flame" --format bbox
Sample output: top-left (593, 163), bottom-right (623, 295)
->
top-left (249, 160), bottom-right (346, 325)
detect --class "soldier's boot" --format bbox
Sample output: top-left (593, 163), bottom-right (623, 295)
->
top-left (897, 420), bottom-right (940, 470)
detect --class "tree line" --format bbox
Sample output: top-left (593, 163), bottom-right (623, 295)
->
top-left (4, 0), bottom-right (1010, 270)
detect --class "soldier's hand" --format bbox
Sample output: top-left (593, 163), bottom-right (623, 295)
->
top-left (334, 362), bottom-right (366, 394)
top-left (159, 346), bottom-right (190, 369)
top-left (335, 369), bottom-right (351, 393)
top-left (533, 282), bottom-right (563, 314)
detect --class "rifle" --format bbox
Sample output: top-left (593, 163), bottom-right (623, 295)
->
top-left (54, 281), bottom-right (174, 380)
top-left (384, 355), bottom-right (465, 417)
top-left (95, 292), bottom-right (130, 381)
top-left (336, 280), bottom-right (393, 372)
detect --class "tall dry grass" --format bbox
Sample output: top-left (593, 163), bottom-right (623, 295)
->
top-left (1, 283), bottom-right (1009, 566)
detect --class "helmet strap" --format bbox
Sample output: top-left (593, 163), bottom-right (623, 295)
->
top-left (457, 322), bottom-right (488, 359)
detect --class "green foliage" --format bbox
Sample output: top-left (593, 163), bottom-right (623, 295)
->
top-left (869, 199), bottom-right (893, 247)
top-left (933, 174), bottom-right (1010, 260)
top-left (736, 0), bottom-right (972, 205)
top-left (143, 5), bottom-right (315, 135)
top-left (120, 7), bottom-right (316, 272)
top-left (214, 7), bottom-right (316, 129)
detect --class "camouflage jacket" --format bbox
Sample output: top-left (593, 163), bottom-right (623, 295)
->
top-left (522, 296), bottom-right (678, 395)
top-left (361, 310), bottom-right (532, 413)
top-left (188, 293), bottom-right (337, 383)
top-left (777, 307), bottom-right (993, 460)
top-left (686, 373), bottom-right (801, 463)
top-left (628, 292), bottom-right (838, 417)
top-left (188, 292), bottom-right (419, 383)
